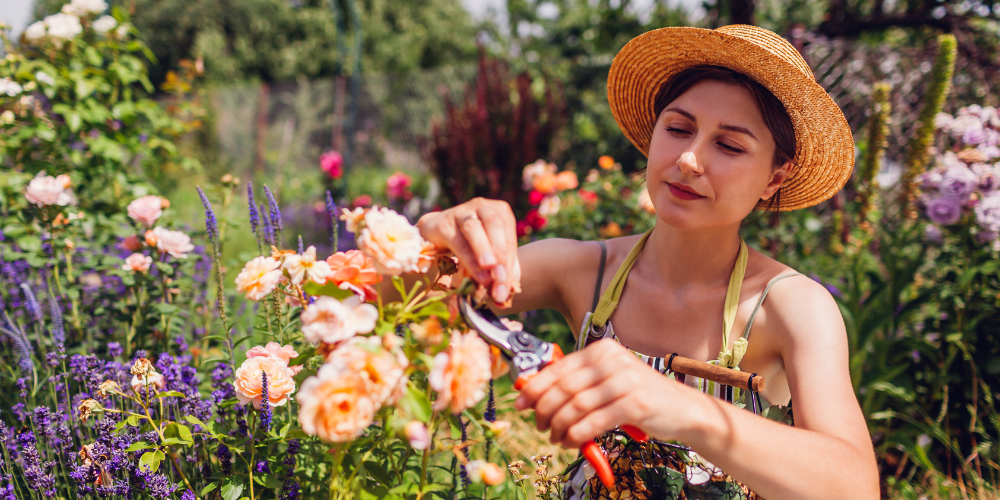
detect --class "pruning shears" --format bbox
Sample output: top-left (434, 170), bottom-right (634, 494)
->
top-left (459, 297), bottom-right (648, 488)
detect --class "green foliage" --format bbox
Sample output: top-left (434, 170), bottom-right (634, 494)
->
top-left (858, 81), bottom-right (890, 225)
top-left (0, 8), bottom-right (199, 215)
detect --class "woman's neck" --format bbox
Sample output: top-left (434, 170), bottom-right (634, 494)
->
top-left (640, 220), bottom-right (743, 290)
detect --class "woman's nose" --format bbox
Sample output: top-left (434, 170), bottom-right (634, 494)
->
top-left (677, 151), bottom-right (703, 175)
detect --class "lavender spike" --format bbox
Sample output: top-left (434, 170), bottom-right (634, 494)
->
top-left (263, 185), bottom-right (283, 248)
top-left (326, 191), bottom-right (339, 252)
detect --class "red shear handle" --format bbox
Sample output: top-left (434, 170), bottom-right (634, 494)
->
top-left (513, 344), bottom-right (648, 488)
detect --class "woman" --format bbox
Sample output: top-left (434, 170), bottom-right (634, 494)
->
top-left (418, 25), bottom-right (879, 499)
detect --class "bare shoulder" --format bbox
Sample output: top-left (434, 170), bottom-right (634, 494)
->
top-left (748, 249), bottom-right (846, 350)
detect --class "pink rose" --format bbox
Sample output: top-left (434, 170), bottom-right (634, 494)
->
top-left (233, 356), bottom-right (297, 409)
top-left (429, 330), bottom-right (492, 413)
top-left (25, 174), bottom-right (74, 206)
top-left (151, 227), bottom-right (194, 259)
top-left (121, 253), bottom-right (152, 273)
top-left (246, 342), bottom-right (303, 374)
top-left (320, 151), bottom-right (344, 179)
top-left (127, 195), bottom-right (166, 227)
top-left (235, 256), bottom-right (283, 301)
top-left (404, 420), bottom-right (430, 450)
top-left (386, 172), bottom-right (412, 201)
top-left (120, 235), bottom-right (143, 252)
top-left (296, 364), bottom-right (375, 442)
top-left (326, 336), bottom-right (407, 408)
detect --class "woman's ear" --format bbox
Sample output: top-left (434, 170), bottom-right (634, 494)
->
top-left (760, 161), bottom-right (793, 201)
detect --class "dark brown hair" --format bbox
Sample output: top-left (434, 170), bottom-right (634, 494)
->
top-left (651, 65), bottom-right (796, 212)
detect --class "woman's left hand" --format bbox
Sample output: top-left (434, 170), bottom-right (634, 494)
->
top-left (514, 338), bottom-right (694, 448)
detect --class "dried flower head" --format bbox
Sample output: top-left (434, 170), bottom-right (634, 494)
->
top-left (77, 399), bottom-right (102, 421)
top-left (131, 358), bottom-right (153, 377)
top-left (97, 380), bottom-right (120, 397)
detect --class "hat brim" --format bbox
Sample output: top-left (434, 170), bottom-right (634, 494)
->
top-left (608, 26), bottom-right (855, 211)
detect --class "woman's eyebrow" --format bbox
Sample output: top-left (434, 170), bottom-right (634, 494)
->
top-left (664, 107), bottom-right (759, 142)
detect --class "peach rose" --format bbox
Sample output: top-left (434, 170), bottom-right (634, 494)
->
top-left (282, 245), bottom-right (332, 285)
top-left (357, 207), bottom-right (427, 275)
top-left (532, 173), bottom-right (558, 195)
top-left (296, 364), bottom-right (376, 442)
top-left (246, 342), bottom-right (303, 374)
top-left (538, 195), bottom-right (560, 217)
top-left (121, 253), bottom-right (152, 273)
top-left (151, 227), bottom-right (194, 259)
top-left (428, 330), bottom-right (492, 413)
top-left (233, 356), bottom-right (297, 409)
top-left (410, 317), bottom-right (445, 346)
top-left (300, 295), bottom-right (378, 344)
top-left (144, 229), bottom-right (157, 247)
top-left (598, 155), bottom-right (616, 170)
top-left (25, 174), bottom-right (74, 206)
top-left (235, 256), bottom-right (283, 301)
top-left (466, 460), bottom-right (506, 485)
top-left (127, 195), bottom-right (166, 227)
top-left (326, 336), bottom-right (407, 407)
top-left (326, 250), bottom-right (382, 300)
top-left (522, 159), bottom-right (557, 189)
top-left (555, 171), bottom-right (579, 191)
top-left (489, 345), bottom-right (510, 380)
top-left (340, 207), bottom-right (367, 233)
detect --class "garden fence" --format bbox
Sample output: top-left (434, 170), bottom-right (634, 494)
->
top-left (206, 32), bottom-right (998, 180)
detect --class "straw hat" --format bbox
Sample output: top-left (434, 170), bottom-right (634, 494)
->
top-left (607, 25), bottom-right (854, 211)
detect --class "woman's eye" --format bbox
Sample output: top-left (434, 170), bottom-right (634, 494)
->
top-left (666, 127), bottom-right (690, 136)
top-left (719, 142), bottom-right (745, 154)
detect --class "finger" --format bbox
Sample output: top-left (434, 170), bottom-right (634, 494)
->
top-left (515, 348), bottom-right (604, 410)
top-left (457, 212), bottom-right (498, 272)
top-left (479, 204), bottom-right (516, 302)
top-left (417, 211), bottom-right (490, 283)
top-left (532, 364), bottom-right (621, 432)
top-left (546, 374), bottom-right (634, 443)
top-left (559, 402), bottom-right (632, 449)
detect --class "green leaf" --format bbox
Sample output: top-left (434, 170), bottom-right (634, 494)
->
top-left (138, 450), bottom-right (165, 472)
top-left (303, 280), bottom-right (355, 299)
top-left (400, 383), bottom-right (432, 423)
top-left (154, 390), bottom-right (185, 399)
top-left (221, 478), bottom-right (244, 500)
top-left (162, 422), bottom-right (193, 446)
top-left (125, 441), bottom-right (152, 452)
top-left (200, 483), bottom-right (218, 496)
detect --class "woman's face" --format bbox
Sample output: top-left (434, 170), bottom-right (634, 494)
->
top-left (645, 80), bottom-right (788, 231)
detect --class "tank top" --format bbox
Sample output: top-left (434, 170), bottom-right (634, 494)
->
top-left (563, 230), bottom-right (801, 500)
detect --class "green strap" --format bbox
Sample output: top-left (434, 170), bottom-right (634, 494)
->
top-left (741, 272), bottom-right (804, 341)
top-left (589, 230), bottom-right (653, 329)
top-left (588, 230), bottom-right (750, 369)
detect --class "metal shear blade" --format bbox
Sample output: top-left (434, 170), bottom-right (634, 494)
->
top-left (457, 297), bottom-right (515, 357)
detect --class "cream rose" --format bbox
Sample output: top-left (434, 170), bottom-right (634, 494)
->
top-left (235, 256), bottom-right (283, 301)
top-left (300, 296), bottom-right (378, 345)
top-left (296, 364), bottom-right (376, 442)
top-left (357, 207), bottom-right (427, 275)
top-left (326, 336), bottom-right (407, 408)
top-left (150, 227), bottom-right (193, 259)
top-left (429, 330), bottom-right (492, 413)
top-left (130, 372), bottom-right (165, 391)
top-left (127, 195), bottom-right (166, 227)
top-left (246, 342), bottom-right (303, 374)
top-left (25, 174), bottom-right (74, 206)
top-left (121, 253), bottom-right (152, 273)
top-left (282, 245), bottom-right (331, 285)
top-left (233, 356), bottom-right (297, 409)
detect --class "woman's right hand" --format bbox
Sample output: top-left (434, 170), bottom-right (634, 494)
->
top-left (416, 197), bottom-right (520, 304)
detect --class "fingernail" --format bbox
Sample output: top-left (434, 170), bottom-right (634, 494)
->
top-left (477, 270), bottom-right (491, 283)
top-left (514, 395), bottom-right (525, 410)
top-left (494, 265), bottom-right (507, 283)
top-left (480, 252), bottom-right (497, 267)
top-left (494, 284), bottom-right (509, 303)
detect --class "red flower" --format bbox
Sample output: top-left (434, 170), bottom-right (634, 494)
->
top-left (516, 220), bottom-right (529, 238)
top-left (524, 209), bottom-right (547, 230)
top-left (527, 190), bottom-right (545, 206)
top-left (578, 189), bottom-right (598, 204)
top-left (352, 194), bottom-right (373, 208)
top-left (320, 151), bottom-right (344, 179)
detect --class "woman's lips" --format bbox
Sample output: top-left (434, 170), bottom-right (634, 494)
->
top-left (666, 182), bottom-right (705, 200)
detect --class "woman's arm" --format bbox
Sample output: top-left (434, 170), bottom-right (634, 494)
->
top-left (515, 276), bottom-right (879, 500)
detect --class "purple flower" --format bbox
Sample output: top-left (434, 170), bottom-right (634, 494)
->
top-left (17, 427), bottom-right (55, 496)
top-left (261, 205), bottom-right (274, 247)
top-left (139, 133), bottom-right (148, 144)
top-left (924, 224), bottom-right (944, 244)
top-left (48, 295), bottom-right (65, 347)
top-left (182, 490), bottom-right (196, 500)
top-left (20, 283), bottom-right (43, 323)
top-left (297, 235), bottom-right (304, 254)
top-left (108, 342), bottom-right (123, 357)
top-left (248, 183), bottom-right (262, 245)
top-left (939, 166), bottom-right (979, 201)
top-left (975, 192), bottom-right (1000, 233)
top-left (326, 190), bottom-right (339, 251)
top-left (2, 312), bottom-right (35, 372)
top-left (260, 371), bottom-right (272, 432)
top-left (485, 379), bottom-right (496, 422)
top-left (925, 197), bottom-right (963, 226)
top-left (217, 444), bottom-right (233, 475)
top-left (280, 479), bottom-right (301, 500)
top-left (256, 460), bottom-right (271, 473)
top-left (963, 126), bottom-right (986, 145)
top-left (197, 186), bottom-right (220, 251)
top-left (264, 185), bottom-right (283, 246)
